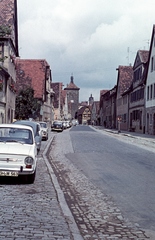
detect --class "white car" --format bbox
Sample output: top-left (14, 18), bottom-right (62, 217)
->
top-left (13, 120), bottom-right (42, 153)
top-left (0, 124), bottom-right (37, 184)
top-left (39, 122), bottom-right (48, 140)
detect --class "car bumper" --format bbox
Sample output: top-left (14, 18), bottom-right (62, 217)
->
top-left (42, 134), bottom-right (48, 139)
top-left (51, 128), bottom-right (63, 132)
top-left (0, 166), bottom-right (36, 176)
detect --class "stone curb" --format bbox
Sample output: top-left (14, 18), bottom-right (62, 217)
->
top-left (42, 136), bottom-right (84, 240)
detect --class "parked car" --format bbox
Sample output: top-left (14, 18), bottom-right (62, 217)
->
top-left (39, 122), bottom-right (48, 140)
top-left (72, 119), bottom-right (79, 126)
top-left (66, 120), bottom-right (71, 128)
top-left (13, 120), bottom-right (42, 153)
top-left (0, 124), bottom-right (37, 184)
top-left (51, 121), bottom-right (64, 132)
top-left (62, 121), bottom-right (67, 129)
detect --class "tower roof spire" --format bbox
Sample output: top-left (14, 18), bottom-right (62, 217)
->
top-left (64, 74), bottom-right (80, 90)
top-left (70, 74), bottom-right (74, 83)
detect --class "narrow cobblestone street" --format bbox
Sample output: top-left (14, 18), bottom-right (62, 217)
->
top-left (0, 127), bottom-right (155, 239)
top-left (48, 129), bottom-right (154, 240)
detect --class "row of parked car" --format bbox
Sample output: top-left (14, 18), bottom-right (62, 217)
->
top-left (0, 120), bottom-right (77, 184)
top-left (0, 120), bottom-right (49, 185)
top-left (51, 120), bottom-right (72, 132)
top-left (0, 118), bottom-right (77, 184)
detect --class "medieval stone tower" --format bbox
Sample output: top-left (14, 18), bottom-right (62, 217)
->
top-left (64, 75), bottom-right (80, 119)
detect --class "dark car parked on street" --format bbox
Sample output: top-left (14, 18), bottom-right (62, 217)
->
top-left (51, 121), bottom-right (64, 132)
top-left (13, 120), bottom-right (42, 153)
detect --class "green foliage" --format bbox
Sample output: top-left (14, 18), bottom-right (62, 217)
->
top-left (0, 25), bottom-right (11, 64)
top-left (15, 88), bottom-right (41, 120)
top-left (0, 25), bottom-right (11, 37)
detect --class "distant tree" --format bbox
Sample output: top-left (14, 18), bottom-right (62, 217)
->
top-left (15, 88), bottom-right (41, 120)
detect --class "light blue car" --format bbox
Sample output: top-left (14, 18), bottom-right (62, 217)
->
top-left (13, 120), bottom-right (42, 153)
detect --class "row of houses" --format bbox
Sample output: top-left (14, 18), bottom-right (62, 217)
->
top-left (1, 1), bottom-right (155, 135)
top-left (91, 24), bottom-right (155, 135)
top-left (0, 0), bottom-right (81, 124)
top-left (0, 0), bottom-right (56, 124)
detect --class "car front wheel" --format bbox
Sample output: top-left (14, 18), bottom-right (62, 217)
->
top-left (23, 171), bottom-right (36, 184)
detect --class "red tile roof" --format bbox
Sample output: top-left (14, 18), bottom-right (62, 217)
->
top-left (138, 50), bottom-right (149, 63)
top-left (78, 105), bottom-right (91, 115)
top-left (64, 76), bottom-right (80, 90)
top-left (65, 82), bottom-right (79, 89)
top-left (100, 89), bottom-right (109, 97)
top-left (117, 66), bottom-right (133, 94)
top-left (0, 0), bottom-right (14, 28)
top-left (0, 0), bottom-right (19, 55)
top-left (79, 101), bottom-right (88, 106)
top-left (16, 59), bottom-right (50, 98)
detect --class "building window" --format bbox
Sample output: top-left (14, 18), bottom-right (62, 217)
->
top-left (150, 84), bottom-right (153, 99)
top-left (147, 86), bottom-right (149, 100)
top-left (151, 56), bottom-right (154, 72)
top-left (123, 114), bottom-right (126, 123)
top-left (150, 114), bottom-right (152, 124)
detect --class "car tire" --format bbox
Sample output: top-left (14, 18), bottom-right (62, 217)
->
top-left (25, 171), bottom-right (36, 184)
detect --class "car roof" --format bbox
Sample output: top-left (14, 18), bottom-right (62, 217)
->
top-left (13, 120), bottom-right (39, 133)
top-left (13, 120), bottom-right (39, 126)
top-left (0, 123), bottom-right (33, 131)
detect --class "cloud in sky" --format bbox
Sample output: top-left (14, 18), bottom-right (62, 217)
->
top-left (17, 0), bottom-right (155, 101)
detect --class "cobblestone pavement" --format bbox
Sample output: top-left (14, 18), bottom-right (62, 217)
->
top-left (0, 136), bottom-right (75, 240)
top-left (48, 129), bottom-right (154, 240)
top-left (1, 128), bottom-right (154, 240)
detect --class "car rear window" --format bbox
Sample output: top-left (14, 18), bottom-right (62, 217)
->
top-left (0, 127), bottom-right (33, 144)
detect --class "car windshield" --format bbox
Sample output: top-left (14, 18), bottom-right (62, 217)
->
top-left (13, 121), bottom-right (37, 136)
top-left (53, 121), bottom-right (62, 125)
top-left (40, 123), bottom-right (47, 128)
top-left (0, 127), bottom-right (33, 144)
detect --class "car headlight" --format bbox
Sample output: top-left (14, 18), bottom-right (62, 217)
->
top-left (25, 156), bottom-right (34, 165)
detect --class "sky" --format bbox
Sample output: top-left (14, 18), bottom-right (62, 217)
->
top-left (17, 0), bottom-right (155, 102)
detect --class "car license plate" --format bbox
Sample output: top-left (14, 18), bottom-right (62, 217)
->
top-left (0, 171), bottom-right (18, 177)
